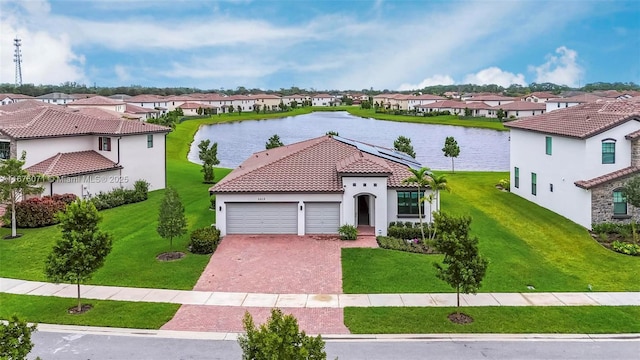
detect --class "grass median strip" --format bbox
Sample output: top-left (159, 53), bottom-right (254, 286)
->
top-left (0, 293), bottom-right (179, 330)
top-left (344, 306), bottom-right (640, 334)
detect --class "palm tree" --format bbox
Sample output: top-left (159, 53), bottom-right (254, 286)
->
top-left (402, 167), bottom-right (431, 242)
top-left (427, 174), bottom-right (451, 241)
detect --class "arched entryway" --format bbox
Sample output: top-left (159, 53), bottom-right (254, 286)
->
top-left (355, 194), bottom-right (375, 226)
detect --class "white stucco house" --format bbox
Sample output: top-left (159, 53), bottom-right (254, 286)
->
top-left (0, 100), bottom-right (171, 199)
top-left (0, 93), bottom-right (34, 105)
top-left (493, 101), bottom-right (546, 119)
top-left (312, 94), bottom-right (336, 107)
top-left (545, 94), bottom-right (604, 113)
top-left (504, 98), bottom-right (640, 229)
top-left (210, 135), bottom-right (437, 236)
top-left (407, 94), bottom-right (446, 111)
top-left (35, 92), bottom-right (78, 105)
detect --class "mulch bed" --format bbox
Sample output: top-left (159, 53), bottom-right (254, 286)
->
top-left (448, 312), bottom-right (474, 324)
top-left (590, 232), bottom-right (633, 251)
top-left (68, 304), bottom-right (93, 315)
top-left (156, 251), bottom-right (186, 261)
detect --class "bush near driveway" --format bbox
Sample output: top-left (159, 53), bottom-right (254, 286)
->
top-left (189, 226), bottom-right (221, 254)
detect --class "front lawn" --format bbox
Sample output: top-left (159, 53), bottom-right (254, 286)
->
top-left (345, 108), bottom-right (508, 131)
top-left (342, 172), bottom-right (640, 293)
top-left (344, 306), bottom-right (640, 334)
top-left (0, 293), bottom-right (178, 329)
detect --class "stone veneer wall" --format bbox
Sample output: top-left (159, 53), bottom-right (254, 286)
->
top-left (591, 174), bottom-right (640, 226)
top-left (632, 138), bottom-right (640, 167)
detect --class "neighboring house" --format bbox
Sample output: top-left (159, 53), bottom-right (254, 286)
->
top-left (210, 135), bottom-right (436, 236)
top-left (493, 101), bottom-right (546, 119)
top-left (67, 95), bottom-right (126, 113)
top-left (465, 95), bottom-right (515, 107)
top-left (125, 95), bottom-right (169, 115)
top-left (125, 103), bottom-right (160, 121)
top-left (312, 94), bottom-right (336, 107)
top-left (164, 95), bottom-right (196, 112)
top-left (226, 95), bottom-right (256, 112)
top-left (407, 94), bottom-right (445, 110)
top-left (282, 94), bottom-right (308, 107)
top-left (178, 102), bottom-right (217, 116)
top-left (35, 92), bottom-right (78, 105)
top-left (250, 93), bottom-right (282, 110)
top-left (521, 92), bottom-right (556, 103)
top-left (0, 93), bottom-right (34, 105)
top-left (504, 98), bottom-right (640, 229)
top-left (545, 94), bottom-right (604, 113)
top-left (0, 100), bottom-right (171, 198)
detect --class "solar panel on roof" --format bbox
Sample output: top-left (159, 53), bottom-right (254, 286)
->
top-left (332, 136), bottom-right (423, 169)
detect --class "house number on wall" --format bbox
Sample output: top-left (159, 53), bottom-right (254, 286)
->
top-left (257, 197), bottom-right (266, 201)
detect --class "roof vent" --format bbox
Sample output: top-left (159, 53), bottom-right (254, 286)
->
top-left (586, 116), bottom-right (590, 120)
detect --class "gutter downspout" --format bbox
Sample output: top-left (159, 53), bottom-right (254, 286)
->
top-left (116, 136), bottom-right (122, 188)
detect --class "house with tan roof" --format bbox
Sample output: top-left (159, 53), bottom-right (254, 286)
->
top-left (545, 94), bottom-right (605, 113)
top-left (521, 92), bottom-right (556, 103)
top-left (504, 98), bottom-right (640, 228)
top-left (0, 93), bottom-right (34, 105)
top-left (465, 95), bottom-right (515, 107)
top-left (125, 95), bottom-right (169, 115)
top-left (493, 101), bottom-right (546, 119)
top-left (67, 95), bottom-right (126, 113)
top-left (282, 94), bottom-right (309, 107)
top-left (0, 100), bottom-right (171, 199)
top-left (210, 135), bottom-right (436, 236)
top-left (407, 94), bottom-right (446, 111)
top-left (250, 94), bottom-right (282, 111)
top-left (177, 102), bottom-right (218, 116)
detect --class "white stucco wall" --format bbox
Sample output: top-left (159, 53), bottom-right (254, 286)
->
top-left (215, 193), bottom-right (343, 236)
top-left (341, 176), bottom-right (389, 236)
top-left (546, 101), bottom-right (579, 112)
top-left (386, 188), bottom-right (436, 225)
top-left (117, 133), bottom-right (167, 191)
top-left (17, 136), bottom-right (95, 166)
top-left (509, 121), bottom-right (640, 228)
top-left (40, 169), bottom-right (123, 198)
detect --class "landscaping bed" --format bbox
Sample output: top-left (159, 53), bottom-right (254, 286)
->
top-left (590, 223), bottom-right (640, 256)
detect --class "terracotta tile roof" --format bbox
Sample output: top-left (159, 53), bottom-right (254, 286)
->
top-left (210, 136), bottom-right (417, 193)
top-left (178, 102), bottom-right (217, 109)
top-left (250, 93), bottom-right (282, 99)
top-left (25, 150), bottom-right (122, 177)
top-left (504, 99), bottom-right (640, 139)
top-left (0, 93), bottom-right (34, 100)
top-left (575, 166), bottom-right (640, 189)
top-left (75, 107), bottom-right (123, 120)
top-left (36, 92), bottom-right (77, 100)
top-left (466, 95), bottom-right (515, 101)
top-left (165, 95), bottom-right (196, 102)
top-left (413, 94), bottom-right (446, 101)
top-left (125, 103), bottom-right (158, 114)
top-left (125, 95), bottom-right (164, 103)
top-left (313, 94), bottom-right (334, 98)
top-left (68, 95), bottom-right (124, 106)
top-left (0, 104), bottom-right (170, 139)
top-left (0, 99), bottom-right (57, 114)
top-left (492, 101), bottom-right (546, 110)
top-left (523, 92), bottom-right (556, 99)
top-left (282, 94), bottom-right (307, 99)
top-left (336, 152), bottom-right (392, 174)
top-left (546, 94), bottom-right (604, 103)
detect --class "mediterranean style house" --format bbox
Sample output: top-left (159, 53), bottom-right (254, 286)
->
top-left (0, 100), bottom-right (171, 198)
top-left (505, 97), bottom-right (640, 229)
top-left (210, 135), bottom-right (437, 236)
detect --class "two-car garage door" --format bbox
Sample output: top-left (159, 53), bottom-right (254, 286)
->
top-left (225, 202), bottom-right (340, 235)
top-left (226, 203), bottom-right (298, 234)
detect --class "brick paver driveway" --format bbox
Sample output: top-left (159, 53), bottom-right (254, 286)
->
top-left (194, 234), bottom-right (377, 294)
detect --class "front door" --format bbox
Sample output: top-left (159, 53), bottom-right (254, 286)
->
top-left (357, 195), bottom-right (370, 225)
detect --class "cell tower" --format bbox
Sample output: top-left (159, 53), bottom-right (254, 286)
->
top-left (13, 37), bottom-right (23, 87)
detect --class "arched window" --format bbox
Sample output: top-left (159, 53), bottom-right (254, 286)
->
top-left (602, 139), bottom-right (616, 164)
top-left (613, 189), bottom-right (627, 215)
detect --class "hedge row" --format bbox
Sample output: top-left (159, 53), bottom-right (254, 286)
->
top-left (90, 180), bottom-right (149, 211)
top-left (6, 193), bottom-right (78, 228)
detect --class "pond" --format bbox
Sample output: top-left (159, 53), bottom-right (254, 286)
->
top-left (188, 111), bottom-right (509, 171)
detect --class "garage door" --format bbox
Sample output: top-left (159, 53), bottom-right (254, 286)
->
top-left (226, 203), bottom-right (298, 234)
top-left (305, 202), bottom-right (340, 234)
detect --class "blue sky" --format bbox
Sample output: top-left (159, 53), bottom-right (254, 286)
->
top-left (1, 0), bottom-right (638, 91)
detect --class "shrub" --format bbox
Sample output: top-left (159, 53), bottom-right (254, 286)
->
top-left (497, 178), bottom-right (510, 191)
top-left (5, 194), bottom-right (78, 228)
top-left (388, 221), bottom-right (397, 228)
top-left (188, 227), bottom-right (221, 254)
top-left (133, 180), bottom-right (150, 201)
top-left (338, 224), bottom-right (358, 240)
top-left (0, 315), bottom-right (37, 360)
top-left (90, 179), bottom-right (149, 211)
top-left (611, 241), bottom-right (640, 256)
top-left (592, 223), bottom-right (630, 234)
top-left (377, 236), bottom-right (436, 254)
top-left (388, 224), bottom-right (427, 240)
top-left (404, 221), bottom-right (414, 228)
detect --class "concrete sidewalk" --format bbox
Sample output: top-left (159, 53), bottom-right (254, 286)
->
top-left (2, 277), bottom-right (639, 308)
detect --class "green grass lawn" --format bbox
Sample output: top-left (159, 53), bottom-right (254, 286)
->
top-left (345, 108), bottom-right (508, 131)
top-left (0, 293), bottom-right (178, 329)
top-left (342, 172), bottom-right (640, 293)
top-left (344, 306), bottom-right (640, 334)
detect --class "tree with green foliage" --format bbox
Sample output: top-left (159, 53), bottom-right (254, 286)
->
top-left (496, 108), bottom-right (506, 121)
top-left (290, 100), bottom-right (298, 109)
top-left (464, 107), bottom-right (472, 117)
top-left (228, 105), bottom-right (234, 115)
top-left (325, 131), bottom-right (339, 136)
top-left (254, 104), bottom-right (261, 113)
top-left (622, 176), bottom-right (640, 244)
top-left (394, 135), bottom-right (416, 158)
top-left (433, 212), bottom-right (488, 312)
top-left (157, 187), bottom-right (187, 251)
top-left (45, 200), bottom-right (113, 312)
top-left (265, 134), bottom-right (284, 149)
top-left (238, 309), bottom-right (327, 360)
top-left (0, 316), bottom-right (37, 360)
top-left (198, 140), bottom-right (220, 184)
top-left (402, 167), bottom-right (431, 242)
top-left (0, 151), bottom-right (44, 238)
top-left (237, 105), bottom-right (242, 115)
top-left (442, 136), bottom-right (460, 173)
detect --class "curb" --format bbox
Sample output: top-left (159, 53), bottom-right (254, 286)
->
top-left (35, 323), bottom-right (640, 342)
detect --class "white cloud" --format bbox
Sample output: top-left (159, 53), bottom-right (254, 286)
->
top-left (530, 46), bottom-right (583, 87)
top-left (397, 75), bottom-right (455, 90)
top-left (463, 67), bottom-right (526, 87)
top-left (114, 65), bottom-right (130, 82)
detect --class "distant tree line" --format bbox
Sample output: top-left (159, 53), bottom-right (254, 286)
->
top-left (0, 81), bottom-right (638, 98)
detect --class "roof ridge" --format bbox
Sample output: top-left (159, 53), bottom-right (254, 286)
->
top-left (45, 153), bottom-right (64, 175)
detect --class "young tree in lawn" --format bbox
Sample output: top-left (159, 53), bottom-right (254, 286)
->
top-left (228, 105), bottom-right (234, 115)
top-left (198, 140), bottom-right (220, 184)
top-left (442, 136), bottom-right (460, 173)
top-left (496, 108), bottom-right (506, 121)
top-left (157, 187), bottom-right (187, 251)
top-left (402, 167), bottom-right (431, 242)
top-left (237, 105), bottom-right (242, 115)
top-left (622, 176), bottom-right (640, 244)
top-left (238, 308), bottom-right (327, 360)
top-left (45, 200), bottom-right (113, 312)
top-left (0, 316), bottom-right (37, 360)
top-left (394, 135), bottom-right (416, 158)
top-left (265, 134), bottom-right (284, 149)
top-left (433, 213), bottom-right (488, 316)
top-left (0, 151), bottom-right (44, 238)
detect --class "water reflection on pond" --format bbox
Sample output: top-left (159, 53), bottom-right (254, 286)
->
top-left (188, 111), bottom-right (509, 171)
